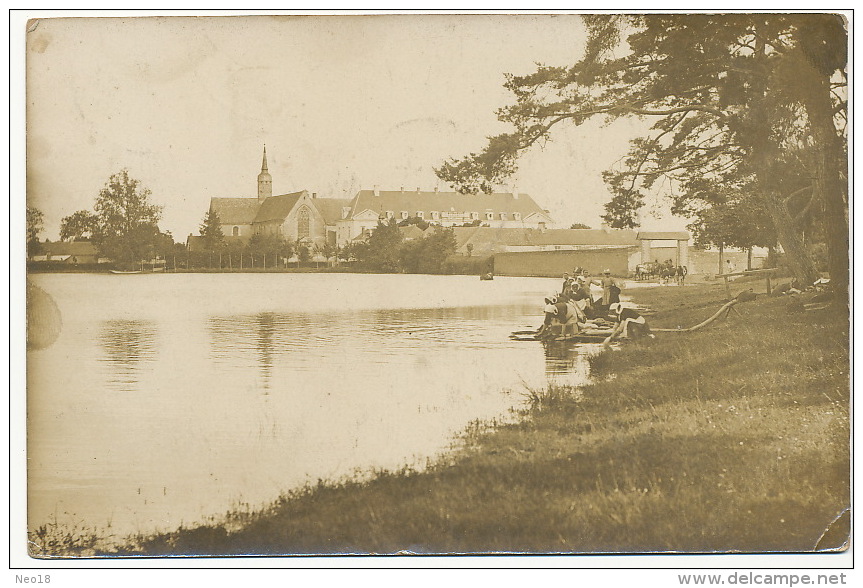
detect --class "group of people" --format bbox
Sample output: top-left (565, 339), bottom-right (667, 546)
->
top-left (539, 268), bottom-right (650, 340)
top-left (561, 268), bottom-right (621, 314)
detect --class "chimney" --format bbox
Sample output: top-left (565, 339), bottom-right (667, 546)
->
top-left (373, 185), bottom-right (380, 197)
top-left (400, 186), bottom-right (404, 192)
top-left (434, 186), bottom-right (439, 193)
top-left (312, 192), bottom-right (317, 199)
top-left (416, 187), bottom-right (421, 193)
top-left (511, 184), bottom-right (519, 199)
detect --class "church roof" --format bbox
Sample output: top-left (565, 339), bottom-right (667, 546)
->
top-left (312, 197), bottom-right (353, 224)
top-left (210, 198), bottom-right (260, 225)
top-left (348, 190), bottom-right (550, 219)
top-left (253, 191), bottom-right (307, 223)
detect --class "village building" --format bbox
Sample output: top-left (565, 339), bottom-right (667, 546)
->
top-left (452, 227), bottom-right (698, 277)
top-left (193, 147), bottom-right (556, 250)
top-left (334, 187), bottom-right (555, 246)
top-left (30, 241), bottom-right (102, 264)
top-left (199, 147), bottom-right (350, 250)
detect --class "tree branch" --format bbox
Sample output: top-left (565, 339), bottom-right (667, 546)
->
top-left (619, 104), bottom-right (729, 120)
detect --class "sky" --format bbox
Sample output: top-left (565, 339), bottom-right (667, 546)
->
top-left (24, 13), bottom-right (685, 241)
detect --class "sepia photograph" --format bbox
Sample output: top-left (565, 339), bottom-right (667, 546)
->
top-left (19, 10), bottom-right (850, 565)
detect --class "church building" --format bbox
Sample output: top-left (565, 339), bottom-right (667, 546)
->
top-left (202, 147), bottom-right (556, 249)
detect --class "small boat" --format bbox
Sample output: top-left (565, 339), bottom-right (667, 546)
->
top-left (510, 319), bottom-right (615, 343)
top-left (480, 273), bottom-right (494, 281)
top-left (109, 270), bottom-right (142, 274)
top-left (510, 330), bottom-right (614, 343)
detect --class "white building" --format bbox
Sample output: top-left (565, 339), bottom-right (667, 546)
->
top-left (203, 148), bottom-right (556, 249)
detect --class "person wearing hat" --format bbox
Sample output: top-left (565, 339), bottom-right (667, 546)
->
top-left (569, 274), bottom-right (591, 312)
top-left (539, 292), bottom-right (585, 338)
top-left (591, 269), bottom-right (621, 310)
top-left (607, 302), bottom-right (653, 342)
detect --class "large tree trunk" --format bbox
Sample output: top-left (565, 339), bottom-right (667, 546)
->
top-left (761, 191), bottom-right (820, 285)
top-left (746, 67), bottom-right (820, 287)
top-left (744, 32), bottom-right (821, 290)
top-left (801, 74), bottom-right (849, 306)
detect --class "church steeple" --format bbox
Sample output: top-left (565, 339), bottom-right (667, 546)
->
top-left (257, 145), bottom-right (272, 201)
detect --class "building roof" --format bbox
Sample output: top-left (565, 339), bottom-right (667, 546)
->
top-left (452, 227), bottom-right (640, 254)
top-left (452, 227), bottom-right (531, 255)
top-left (210, 198), bottom-right (260, 225)
top-left (399, 225), bottom-right (426, 240)
top-left (525, 228), bottom-right (639, 247)
top-left (348, 189), bottom-right (550, 220)
top-left (312, 197), bottom-right (353, 225)
top-left (253, 191), bottom-right (307, 223)
top-left (637, 231), bottom-right (690, 241)
top-left (43, 241), bottom-right (99, 256)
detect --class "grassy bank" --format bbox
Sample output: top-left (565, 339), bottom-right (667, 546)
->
top-left (41, 280), bottom-right (849, 556)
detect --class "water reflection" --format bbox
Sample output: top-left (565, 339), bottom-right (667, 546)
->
top-left (254, 312), bottom-right (275, 391)
top-left (30, 273), bottom-right (598, 538)
top-left (206, 305), bottom-right (547, 396)
top-left (542, 340), bottom-right (597, 386)
top-left (98, 319), bottom-right (157, 392)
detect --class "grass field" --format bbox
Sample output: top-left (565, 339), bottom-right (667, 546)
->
top-left (35, 278), bottom-right (850, 557)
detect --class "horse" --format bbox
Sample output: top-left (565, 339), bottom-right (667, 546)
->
top-left (659, 264), bottom-right (682, 285)
top-left (635, 262), bottom-right (659, 281)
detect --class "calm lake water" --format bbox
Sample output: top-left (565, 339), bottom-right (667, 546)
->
top-left (27, 273), bottom-right (598, 539)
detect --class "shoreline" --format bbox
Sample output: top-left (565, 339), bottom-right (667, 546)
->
top-left (30, 278), bottom-right (850, 557)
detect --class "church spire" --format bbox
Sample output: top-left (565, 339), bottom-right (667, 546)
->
top-left (257, 144), bottom-right (272, 202)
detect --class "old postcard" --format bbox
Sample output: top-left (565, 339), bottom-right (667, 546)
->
top-left (21, 11), bottom-right (850, 567)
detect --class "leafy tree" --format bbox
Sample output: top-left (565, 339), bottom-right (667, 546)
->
top-left (153, 230), bottom-right (177, 260)
top-left (569, 222), bottom-right (592, 229)
top-left (199, 210), bottom-right (225, 252)
top-left (415, 227), bottom-right (458, 274)
top-left (317, 242), bottom-right (337, 263)
top-left (361, 220), bottom-right (403, 272)
top-left (435, 14), bottom-right (847, 299)
top-left (398, 216), bottom-right (430, 230)
top-left (398, 238), bottom-right (425, 273)
top-left (59, 210), bottom-right (98, 241)
top-left (296, 240), bottom-right (311, 263)
top-left (248, 233), bottom-right (285, 267)
top-left (91, 169), bottom-right (163, 265)
top-left (26, 206), bottom-right (44, 258)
